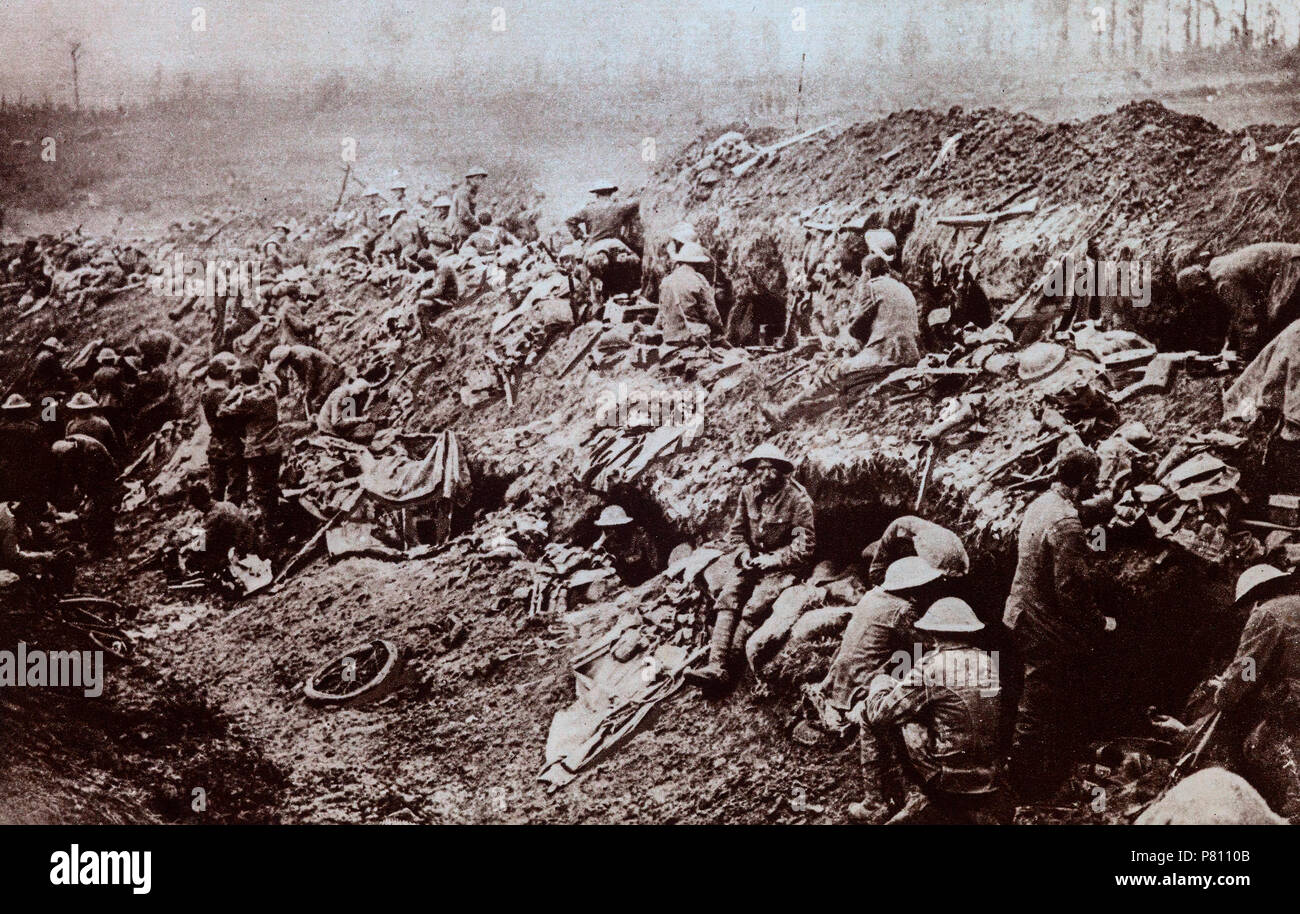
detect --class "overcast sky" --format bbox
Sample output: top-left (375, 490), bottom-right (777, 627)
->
top-left (2, 0), bottom-right (1296, 107)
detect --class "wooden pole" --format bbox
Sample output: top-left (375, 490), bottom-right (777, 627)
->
top-left (794, 52), bottom-right (806, 129)
top-left (334, 164), bottom-right (352, 211)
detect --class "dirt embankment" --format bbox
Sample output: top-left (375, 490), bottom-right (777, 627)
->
top-left (7, 100), bottom-right (1298, 823)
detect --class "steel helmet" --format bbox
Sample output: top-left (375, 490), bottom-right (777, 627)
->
top-left (915, 597), bottom-right (984, 632)
top-left (389, 180), bottom-right (408, 191)
top-left (39, 336), bottom-right (66, 352)
top-left (669, 222), bottom-right (698, 245)
top-left (96, 347), bottom-right (119, 365)
top-left (1235, 564), bottom-right (1290, 605)
top-left (594, 505), bottom-right (633, 527)
top-left (882, 556), bottom-right (944, 593)
top-left (1016, 341), bottom-right (1067, 382)
top-left (740, 442), bottom-right (794, 474)
top-left (673, 241), bottom-right (711, 264)
top-left (589, 180), bottom-right (618, 194)
top-left (431, 195), bottom-right (453, 209)
top-left (464, 166), bottom-right (488, 178)
top-left (65, 392), bottom-right (99, 411)
top-left (1, 394), bottom-right (32, 411)
top-left (864, 228), bottom-right (897, 262)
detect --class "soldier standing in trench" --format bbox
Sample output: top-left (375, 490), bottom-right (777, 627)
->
top-left (218, 364), bottom-right (284, 539)
top-left (1003, 447), bottom-right (1117, 800)
top-left (685, 442), bottom-right (816, 691)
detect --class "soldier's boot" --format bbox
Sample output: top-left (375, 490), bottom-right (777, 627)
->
top-left (730, 619), bottom-right (757, 679)
top-left (846, 765), bottom-right (896, 824)
top-left (847, 728), bottom-right (903, 824)
top-left (685, 609), bottom-right (738, 690)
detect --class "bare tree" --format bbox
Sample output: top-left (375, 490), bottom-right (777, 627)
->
top-left (68, 40), bottom-right (82, 112)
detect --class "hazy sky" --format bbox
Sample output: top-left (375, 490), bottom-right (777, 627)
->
top-left (2, 0), bottom-right (1296, 106)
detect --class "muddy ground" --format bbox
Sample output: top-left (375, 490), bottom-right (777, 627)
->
top-left (3, 78), bottom-right (1299, 824)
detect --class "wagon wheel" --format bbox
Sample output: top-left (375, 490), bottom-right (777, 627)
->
top-left (86, 627), bottom-right (135, 662)
top-left (303, 639), bottom-right (403, 706)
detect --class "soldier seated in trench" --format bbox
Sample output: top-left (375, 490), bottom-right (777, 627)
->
top-left (761, 254), bottom-right (921, 429)
top-left (685, 442), bottom-right (816, 692)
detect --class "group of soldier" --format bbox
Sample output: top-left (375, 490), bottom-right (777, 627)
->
top-left (609, 436), bottom-right (1300, 825)
top-left (0, 329), bottom-right (182, 581)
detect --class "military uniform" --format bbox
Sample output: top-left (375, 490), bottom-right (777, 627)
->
top-left (274, 345), bottom-right (344, 416)
top-left (566, 199), bottom-right (641, 248)
top-left (866, 645), bottom-right (1009, 824)
top-left (54, 434), bottom-right (119, 549)
top-left (1003, 482), bottom-right (1106, 796)
top-left (1215, 592), bottom-right (1300, 820)
top-left (202, 380), bottom-right (246, 504)
top-left (704, 476), bottom-right (815, 675)
top-left (446, 186), bottom-right (479, 243)
top-left (218, 380), bottom-right (283, 528)
top-left (868, 516), bottom-right (969, 582)
top-left (657, 264), bottom-right (723, 340)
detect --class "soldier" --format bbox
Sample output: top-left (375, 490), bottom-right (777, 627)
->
top-left (685, 442), bottom-right (815, 691)
top-left (798, 556), bottom-right (952, 820)
top-left (592, 505), bottom-right (661, 587)
top-left (90, 346), bottom-right (129, 435)
top-left (318, 377), bottom-right (372, 441)
top-left (415, 257), bottom-right (461, 339)
top-left (866, 515), bottom-right (969, 584)
top-left (30, 336), bottom-right (71, 401)
top-left (0, 394), bottom-right (52, 515)
top-left (132, 337), bottom-right (181, 442)
top-left (1004, 447), bottom-right (1117, 800)
top-left (861, 597), bottom-right (1010, 824)
top-left (447, 167), bottom-right (487, 245)
top-left (386, 206), bottom-right (425, 270)
top-left (1177, 242), bottom-right (1300, 361)
top-left (1178, 565), bottom-right (1300, 821)
top-left (276, 286), bottom-right (318, 347)
top-left (0, 500), bottom-right (58, 577)
top-left (422, 196), bottom-right (455, 253)
top-left (64, 392), bottom-right (123, 463)
top-left (762, 254), bottom-right (920, 429)
top-left (464, 210), bottom-right (519, 256)
top-left (51, 433), bottom-right (119, 552)
top-left (186, 481), bottom-right (260, 575)
top-left (218, 364), bottom-right (284, 536)
top-left (566, 181), bottom-right (642, 252)
top-left (266, 343), bottom-right (344, 417)
top-left (656, 242), bottom-right (723, 341)
top-left (201, 355), bottom-right (246, 505)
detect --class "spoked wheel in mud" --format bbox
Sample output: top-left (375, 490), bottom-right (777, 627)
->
top-left (54, 597), bottom-right (136, 662)
top-left (303, 639), bottom-right (403, 706)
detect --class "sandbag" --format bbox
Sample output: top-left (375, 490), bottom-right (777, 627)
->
top-left (745, 583), bottom-right (824, 672)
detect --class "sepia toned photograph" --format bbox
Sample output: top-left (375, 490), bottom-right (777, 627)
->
top-left (1, 0), bottom-right (1298, 887)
